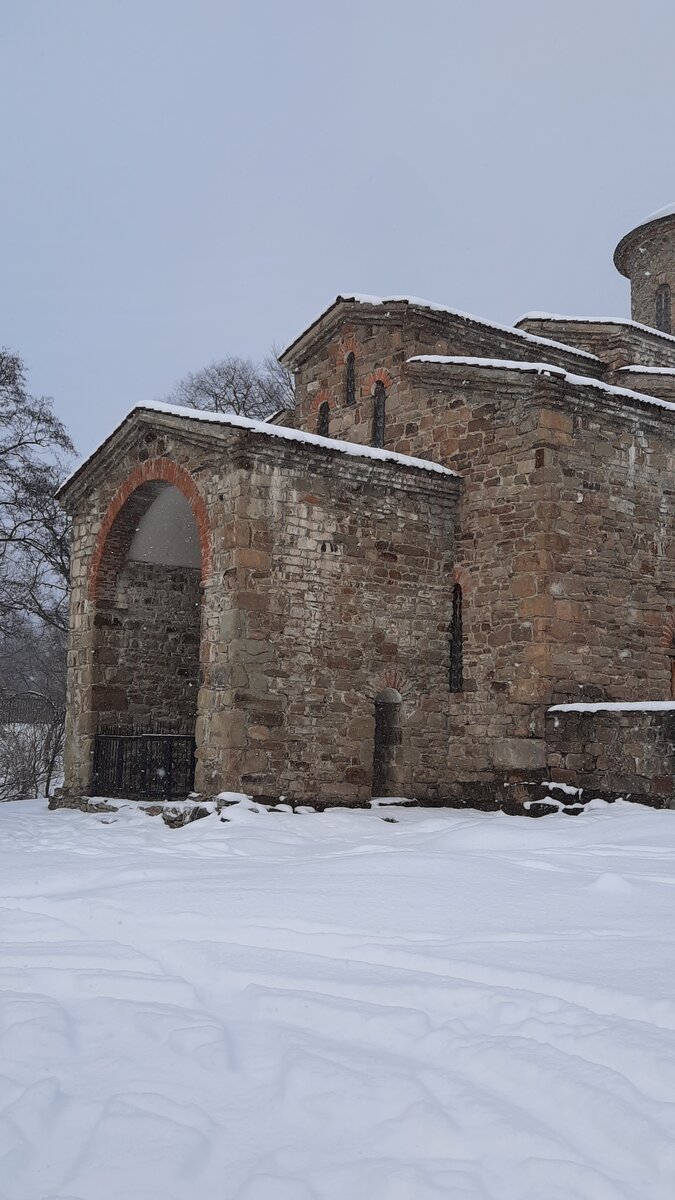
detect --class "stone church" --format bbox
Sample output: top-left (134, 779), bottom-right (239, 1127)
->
top-left (59, 205), bottom-right (675, 809)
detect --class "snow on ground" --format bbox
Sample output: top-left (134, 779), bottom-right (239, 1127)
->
top-left (2, 799), bottom-right (675, 1200)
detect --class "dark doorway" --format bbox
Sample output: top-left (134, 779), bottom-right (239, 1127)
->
top-left (372, 688), bottom-right (402, 797)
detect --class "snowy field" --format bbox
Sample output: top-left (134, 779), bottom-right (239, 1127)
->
top-left (2, 799), bottom-right (675, 1200)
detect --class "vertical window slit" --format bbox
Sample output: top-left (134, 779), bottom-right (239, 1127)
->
top-left (345, 352), bottom-right (356, 406)
top-left (449, 583), bottom-right (463, 692)
top-left (372, 381), bottom-right (386, 448)
top-left (656, 283), bottom-right (671, 333)
top-left (317, 400), bottom-right (330, 437)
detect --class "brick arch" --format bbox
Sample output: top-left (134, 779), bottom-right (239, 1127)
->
top-left (452, 565), bottom-right (471, 597)
top-left (310, 387), bottom-right (331, 414)
top-left (88, 458), bottom-right (211, 602)
top-left (340, 334), bottom-right (358, 360)
top-left (363, 367), bottom-right (394, 395)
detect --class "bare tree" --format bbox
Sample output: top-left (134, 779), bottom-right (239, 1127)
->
top-left (0, 350), bottom-right (74, 638)
top-left (166, 348), bottom-right (294, 420)
top-left (263, 345), bottom-right (296, 413)
top-left (0, 620), bottom-right (67, 800)
top-left (0, 701), bottom-right (65, 800)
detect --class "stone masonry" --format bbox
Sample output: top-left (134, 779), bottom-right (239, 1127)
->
top-left (59, 202), bottom-right (675, 808)
top-left (60, 411), bottom-right (458, 806)
top-left (279, 300), bottom-right (674, 799)
top-left (94, 560), bottom-right (201, 730)
top-left (546, 707), bottom-right (674, 800)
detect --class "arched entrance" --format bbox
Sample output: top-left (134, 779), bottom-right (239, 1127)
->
top-left (89, 460), bottom-right (209, 799)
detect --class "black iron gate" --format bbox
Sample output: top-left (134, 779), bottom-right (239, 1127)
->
top-left (92, 727), bottom-right (196, 801)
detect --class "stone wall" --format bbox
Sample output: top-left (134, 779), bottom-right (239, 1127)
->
top-left (546, 707), bottom-right (674, 800)
top-left (94, 561), bottom-right (201, 729)
top-left (61, 411), bottom-right (459, 806)
top-left (539, 379), bottom-right (675, 705)
top-left (399, 365), bottom-right (566, 784)
top-left (195, 444), bottom-right (458, 806)
top-left (285, 312), bottom-right (675, 787)
top-left (289, 345), bottom-right (605, 782)
top-left (60, 294), bottom-right (674, 808)
top-left (384, 367), bottom-right (674, 779)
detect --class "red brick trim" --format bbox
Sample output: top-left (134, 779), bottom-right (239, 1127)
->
top-left (340, 334), bottom-right (358, 360)
top-left (310, 388), bottom-right (331, 414)
top-left (88, 458), bottom-right (211, 602)
top-left (363, 368), bottom-right (394, 395)
top-left (452, 566), bottom-right (470, 596)
top-left (660, 615), bottom-right (675, 647)
top-left (382, 668), bottom-right (406, 694)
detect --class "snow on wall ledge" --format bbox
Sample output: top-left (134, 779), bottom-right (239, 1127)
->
top-left (408, 356), bottom-right (561, 372)
top-left (516, 310), bottom-right (675, 348)
top-left (333, 294), bottom-right (600, 359)
top-left (549, 701), bottom-right (675, 713)
top-left (618, 364), bottom-right (675, 376)
top-left (139, 402), bottom-right (459, 475)
top-left (280, 293), bottom-right (601, 362)
top-left (407, 356), bottom-right (675, 414)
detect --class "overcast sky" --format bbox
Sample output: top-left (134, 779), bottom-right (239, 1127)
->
top-left (2, 0), bottom-right (674, 457)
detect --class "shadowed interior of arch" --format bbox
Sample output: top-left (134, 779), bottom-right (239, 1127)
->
top-left (91, 482), bottom-right (202, 749)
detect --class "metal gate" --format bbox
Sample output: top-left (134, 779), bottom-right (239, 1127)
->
top-left (92, 727), bottom-right (196, 801)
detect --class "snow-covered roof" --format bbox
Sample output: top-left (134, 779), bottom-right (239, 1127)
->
top-left (59, 400), bottom-right (459, 495)
top-left (549, 701), bottom-right (675, 713)
top-left (280, 294), bottom-right (600, 364)
top-left (616, 203), bottom-right (675, 245)
top-left (615, 207), bottom-right (675, 274)
top-left (516, 311), bottom-right (675, 348)
top-left (642, 202), bottom-right (675, 224)
top-left (406, 355), bottom-right (675, 414)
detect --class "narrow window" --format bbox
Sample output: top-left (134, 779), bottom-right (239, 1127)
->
top-left (656, 284), bottom-right (671, 333)
top-left (317, 400), bottom-right (330, 437)
top-left (372, 381), bottom-right (386, 448)
top-left (449, 583), bottom-right (463, 692)
top-left (345, 352), bottom-right (356, 406)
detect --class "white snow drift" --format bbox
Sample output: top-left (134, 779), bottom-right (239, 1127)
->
top-left (1, 798), bottom-right (675, 1200)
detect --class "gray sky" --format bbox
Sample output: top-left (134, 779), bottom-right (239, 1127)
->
top-left (2, 0), bottom-right (674, 457)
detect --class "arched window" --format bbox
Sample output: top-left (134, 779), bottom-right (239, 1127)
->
top-left (345, 352), bottom-right (356, 406)
top-left (372, 381), bottom-right (386, 448)
top-left (317, 400), bottom-right (330, 437)
top-left (449, 583), bottom-right (463, 692)
top-left (656, 284), bottom-right (671, 333)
